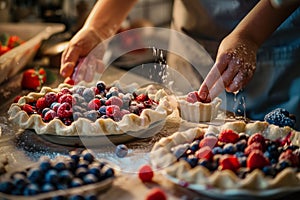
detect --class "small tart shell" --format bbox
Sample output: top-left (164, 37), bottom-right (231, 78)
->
top-left (8, 84), bottom-right (173, 136)
top-left (177, 96), bottom-right (222, 122)
top-left (150, 121), bottom-right (300, 190)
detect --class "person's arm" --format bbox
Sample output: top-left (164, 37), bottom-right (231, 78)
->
top-left (199, 0), bottom-right (299, 102)
top-left (60, 0), bottom-right (138, 78)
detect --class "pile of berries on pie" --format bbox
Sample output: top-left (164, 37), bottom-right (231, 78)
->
top-left (19, 81), bottom-right (158, 125)
top-left (0, 149), bottom-right (114, 197)
top-left (171, 129), bottom-right (300, 178)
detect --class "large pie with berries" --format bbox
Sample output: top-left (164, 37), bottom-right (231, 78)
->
top-left (150, 120), bottom-right (300, 190)
top-left (8, 81), bottom-right (173, 136)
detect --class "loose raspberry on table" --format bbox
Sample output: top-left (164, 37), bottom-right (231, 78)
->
top-left (145, 188), bottom-right (167, 200)
top-left (138, 165), bottom-right (154, 182)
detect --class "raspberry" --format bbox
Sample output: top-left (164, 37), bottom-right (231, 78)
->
top-left (43, 110), bottom-right (57, 122)
top-left (57, 102), bottom-right (73, 118)
top-left (199, 136), bottom-right (218, 149)
top-left (219, 155), bottom-right (240, 171)
top-left (109, 96), bottom-right (123, 108)
top-left (218, 129), bottom-right (239, 144)
top-left (195, 146), bottom-right (213, 160)
top-left (138, 165), bottom-right (154, 182)
top-left (136, 94), bottom-right (148, 102)
top-left (145, 188), bottom-right (167, 200)
top-left (247, 133), bottom-right (266, 150)
top-left (22, 104), bottom-right (34, 114)
top-left (247, 150), bottom-right (270, 170)
top-left (279, 149), bottom-right (299, 167)
top-left (88, 99), bottom-right (101, 110)
top-left (244, 142), bottom-right (264, 155)
top-left (13, 96), bottom-right (21, 103)
top-left (264, 108), bottom-right (295, 128)
top-left (36, 97), bottom-right (47, 111)
top-left (106, 105), bottom-right (120, 118)
top-left (186, 91), bottom-right (201, 103)
top-left (58, 94), bottom-right (73, 105)
top-left (44, 92), bottom-right (58, 106)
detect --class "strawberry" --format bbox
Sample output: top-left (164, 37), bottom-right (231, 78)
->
top-left (199, 136), bottom-right (218, 149)
top-left (219, 155), bottom-right (240, 171)
top-left (0, 45), bottom-right (10, 56)
top-left (138, 165), bottom-right (154, 182)
top-left (186, 91), bottom-right (201, 103)
top-left (244, 142), bottom-right (263, 155)
top-left (247, 133), bottom-right (266, 150)
top-left (195, 146), bottom-right (213, 160)
top-left (21, 68), bottom-right (46, 90)
top-left (247, 150), bottom-right (270, 170)
top-left (279, 149), bottom-right (299, 167)
top-left (218, 129), bottom-right (239, 144)
top-left (145, 188), bottom-right (167, 200)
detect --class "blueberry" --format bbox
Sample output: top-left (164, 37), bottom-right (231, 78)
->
top-left (58, 170), bottom-right (73, 184)
top-left (84, 110), bottom-right (99, 122)
top-left (73, 86), bottom-right (86, 96)
top-left (83, 88), bottom-right (95, 102)
top-left (39, 160), bottom-right (52, 172)
top-left (69, 194), bottom-right (85, 200)
top-left (28, 167), bottom-right (43, 183)
top-left (70, 178), bottom-right (84, 187)
top-left (51, 195), bottom-right (67, 200)
top-left (23, 183), bottom-right (40, 196)
top-left (77, 160), bottom-right (90, 169)
top-left (276, 160), bottom-right (292, 171)
top-left (73, 111), bottom-right (83, 121)
top-left (82, 150), bottom-right (95, 163)
top-left (83, 174), bottom-right (98, 184)
top-left (238, 156), bottom-right (247, 167)
top-left (186, 155), bottom-right (198, 168)
top-left (238, 133), bottom-right (249, 141)
top-left (45, 169), bottom-right (59, 184)
top-left (198, 158), bottom-right (209, 168)
top-left (12, 173), bottom-right (28, 188)
top-left (75, 167), bottom-right (88, 178)
top-left (115, 144), bottom-right (128, 158)
top-left (234, 151), bottom-right (245, 158)
top-left (189, 140), bottom-right (200, 152)
top-left (222, 143), bottom-right (236, 154)
top-left (262, 166), bottom-right (277, 177)
top-left (96, 81), bottom-right (106, 92)
top-left (235, 139), bottom-right (247, 152)
top-left (42, 108), bottom-right (51, 116)
top-left (41, 183), bottom-right (56, 193)
top-left (103, 167), bottom-right (114, 178)
top-left (212, 146), bottom-right (223, 155)
top-left (85, 194), bottom-right (98, 200)
top-left (54, 161), bottom-right (67, 171)
top-left (88, 166), bottom-right (101, 178)
top-left (0, 181), bottom-right (14, 193)
top-left (69, 150), bottom-right (81, 163)
top-left (98, 106), bottom-right (107, 115)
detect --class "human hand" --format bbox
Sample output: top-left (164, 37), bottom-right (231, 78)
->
top-left (60, 27), bottom-right (104, 82)
top-left (199, 34), bottom-right (258, 102)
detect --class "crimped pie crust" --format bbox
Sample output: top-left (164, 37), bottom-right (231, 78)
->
top-left (177, 96), bottom-right (222, 122)
top-left (150, 121), bottom-right (300, 190)
top-left (8, 83), bottom-right (173, 136)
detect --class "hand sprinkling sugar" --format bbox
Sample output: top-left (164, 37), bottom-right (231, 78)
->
top-left (199, 36), bottom-right (257, 103)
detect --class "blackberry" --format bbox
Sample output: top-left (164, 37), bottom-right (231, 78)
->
top-left (264, 108), bottom-right (296, 128)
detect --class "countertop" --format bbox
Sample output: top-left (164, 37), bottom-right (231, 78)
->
top-left (0, 66), bottom-right (300, 200)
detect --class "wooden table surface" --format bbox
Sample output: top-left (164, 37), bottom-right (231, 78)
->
top-left (0, 66), bottom-right (300, 200)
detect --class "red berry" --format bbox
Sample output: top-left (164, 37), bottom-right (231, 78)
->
top-left (279, 149), bottom-right (299, 167)
top-left (43, 110), bottom-right (57, 122)
top-left (218, 129), bottom-right (239, 144)
top-left (36, 97), bottom-right (47, 111)
top-left (13, 96), bottom-right (21, 103)
top-left (106, 105), bottom-right (120, 117)
top-left (248, 133), bottom-right (266, 150)
top-left (21, 104), bottom-right (34, 114)
top-left (138, 165), bottom-right (154, 182)
top-left (244, 142), bottom-right (263, 155)
top-left (219, 155), bottom-right (240, 171)
top-left (110, 96), bottom-right (123, 108)
top-left (88, 99), bottom-right (101, 110)
top-left (195, 146), bottom-right (213, 160)
top-left (58, 94), bottom-right (73, 105)
top-left (44, 92), bottom-right (58, 106)
top-left (186, 91), bottom-right (201, 103)
top-left (247, 150), bottom-right (269, 170)
top-left (21, 68), bottom-right (46, 90)
top-left (199, 136), bottom-right (218, 149)
top-left (57, 102), bottom-right (73, 118)
top-left (136, 94), bottom-right (148, 102)
top-left (145, 188), bottom-right (167, 200)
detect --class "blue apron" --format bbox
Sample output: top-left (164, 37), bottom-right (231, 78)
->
top-left (172, 0), bottom-right (300, 129)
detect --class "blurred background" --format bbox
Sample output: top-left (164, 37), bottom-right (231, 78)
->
top-left (0, 0), bottom-right (173, 32)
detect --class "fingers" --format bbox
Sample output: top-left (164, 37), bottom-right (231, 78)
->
top-left (60, 44), bottom-right (81, 78)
